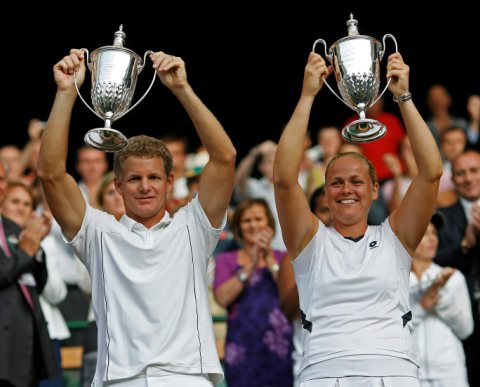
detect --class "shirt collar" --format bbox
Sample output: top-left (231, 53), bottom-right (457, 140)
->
top-left (119, 211), bottom-right (172, 232)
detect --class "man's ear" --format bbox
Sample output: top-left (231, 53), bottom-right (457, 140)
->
top-left (114, 177), bottom-right (122, 195)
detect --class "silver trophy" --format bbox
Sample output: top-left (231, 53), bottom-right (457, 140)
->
top-left (74, 25), bottom-right (156, 152)
top-left (313, 14), bottom-right (397, 143)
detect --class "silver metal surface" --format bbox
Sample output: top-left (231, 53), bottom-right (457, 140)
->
top-left (75, 25), bottom-right (156, 152)
top-left (312, 14), bottom-right (397, 143)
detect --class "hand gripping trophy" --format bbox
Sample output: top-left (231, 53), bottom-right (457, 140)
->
top-left (313, 14), bottom-right (397, 143)
top-left (74, 25), bottom-right (155, 152)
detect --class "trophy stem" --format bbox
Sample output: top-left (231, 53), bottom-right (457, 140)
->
top-left (358, 103), bottom-right (366, 121)
top-left (105, 112), bottom-right (113, 128)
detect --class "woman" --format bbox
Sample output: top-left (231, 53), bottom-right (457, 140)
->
top-left (94, 171), bottom-right (126, 220)
top-left (1, 181), bottom-right (69, 387)
top-left (410, 214), bottom-right (473, 387)
top-left (214, 198), bottom-right (293, 387)
top-left (273, 52), bottom-right (443, 387)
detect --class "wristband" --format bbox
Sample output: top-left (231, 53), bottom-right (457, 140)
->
top-left (393, 92), bottom-right (412, 104)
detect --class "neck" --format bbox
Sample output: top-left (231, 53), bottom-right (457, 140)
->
top-left (83, 180), bottom-right (101, 205)
top-left (242, 243), bottom-right (257, 256)
top-left (127, 210), bottom-right (166, 229)
top-left (333, 219), bottom-right (368, 239)
top-left (412, 257), bottom-right (431, 279)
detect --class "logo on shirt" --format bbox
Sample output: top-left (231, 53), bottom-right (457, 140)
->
top-left (369, 241), bottom-right (378, 249)
top-left (300, 309), bottom-right (312, 333)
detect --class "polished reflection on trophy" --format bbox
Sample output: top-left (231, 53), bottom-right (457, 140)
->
top-left (74, 25), bottom-right (156, 152)
top-left (313, 14), bottom-right (397, 143)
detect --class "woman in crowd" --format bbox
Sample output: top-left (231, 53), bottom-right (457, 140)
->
top-left (214, 198), bottom-right (293, 387)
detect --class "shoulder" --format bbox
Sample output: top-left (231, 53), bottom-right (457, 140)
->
top-left (438, 202), bottom-right (466, 227)
top-left (81, 205), bottom-right (123, 234)
top-left (216, 250), bottom-right (238, 262)
top-left (438, 201), bottom-right (463, 216)
top-left (2, 216), bottom-right (21, 234)
top-left (273, 249), bottom-right (288, 259)
top-left (379, 219), bottom-right (406, 247)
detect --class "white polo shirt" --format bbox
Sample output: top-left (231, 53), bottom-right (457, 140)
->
top-left (67, 197), bottom-right (225, 385)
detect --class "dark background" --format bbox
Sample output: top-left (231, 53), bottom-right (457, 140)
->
top-left (3, 6), bottom-right (478, 168)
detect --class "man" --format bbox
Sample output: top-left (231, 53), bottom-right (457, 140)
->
top-left (38, 49), bottom-right (236, 386)
top-left (76, 146), bottom-right (108, 205)
top-left (435, 149), bottom-right (480, 386)
top-left (0, 160), bottom-right (56, 386)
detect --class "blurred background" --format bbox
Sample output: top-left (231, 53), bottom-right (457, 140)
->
top-left (3, 5), bottom-right (478, 168)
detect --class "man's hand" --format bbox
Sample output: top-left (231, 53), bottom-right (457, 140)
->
top-left (53, 49), bottom-right (86, 92)
top-left (150, 51), bottom-right (187, 90)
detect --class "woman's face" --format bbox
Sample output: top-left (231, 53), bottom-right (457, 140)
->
top-left (239, 204), bottom-right (269, 245)
top-left (1, 186), bottom-right (34, 227)
top-left (102, 181), bottom-right (125, 220)
top-left (414, 223), bottom-right (438, 261)
top-left (326, 156), bottom-right (378, 226)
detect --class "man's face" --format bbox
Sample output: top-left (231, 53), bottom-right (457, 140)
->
top-left (164, 141), bottom-right (186, 175)
top-left (441, 129), bottom-right (466, 161)
top-left (0, 146), bottom-right (22, 179)
top-left (114, 156), bottom-right (173, 226)
top-left (76, 148), bottom-right (108, 184)
top-left (452, 151), bottom-right (480, 201)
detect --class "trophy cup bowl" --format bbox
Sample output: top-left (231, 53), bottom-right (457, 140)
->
top-left (75, 25), bottom-right (156, 152)
top-left (313, 14), bottom-right (397, 143)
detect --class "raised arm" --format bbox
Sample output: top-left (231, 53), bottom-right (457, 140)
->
top-left (235, 140), bottom-right (277, 194)
top-left (150, 52), bottom-right (236, 228)
top-left (37, 49), bottom-right (87, 241)
top-left (273, 52), bottom-right (330, 258)
top-left (388, 53), bottom-right (443, 254)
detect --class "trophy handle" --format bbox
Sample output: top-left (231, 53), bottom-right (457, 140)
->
top-left (115, 50), bottom-right (156, 120)
top-left (312, 39), bottom-right (351, 110)
top-left (372, 34), bottom-right (398, 107)
top-left (74, 48), bottom-right (104, 120)
top-left (137, 50), bottom-right (153, 73)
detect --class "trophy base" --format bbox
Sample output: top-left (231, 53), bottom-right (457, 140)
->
top-left (84, 128), bottom-right (128, 152)
top-left (341, 119), bottom-right (387, 143)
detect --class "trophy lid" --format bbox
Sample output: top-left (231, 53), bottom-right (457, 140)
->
top-left (90, 24), bottom-right (140, 61)
top-left (113, 25), bottom-right (126, 47)
top-left (346, 13), bottom-right (359, 36)
top-left (329, 13), bottom-right (380, 51)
